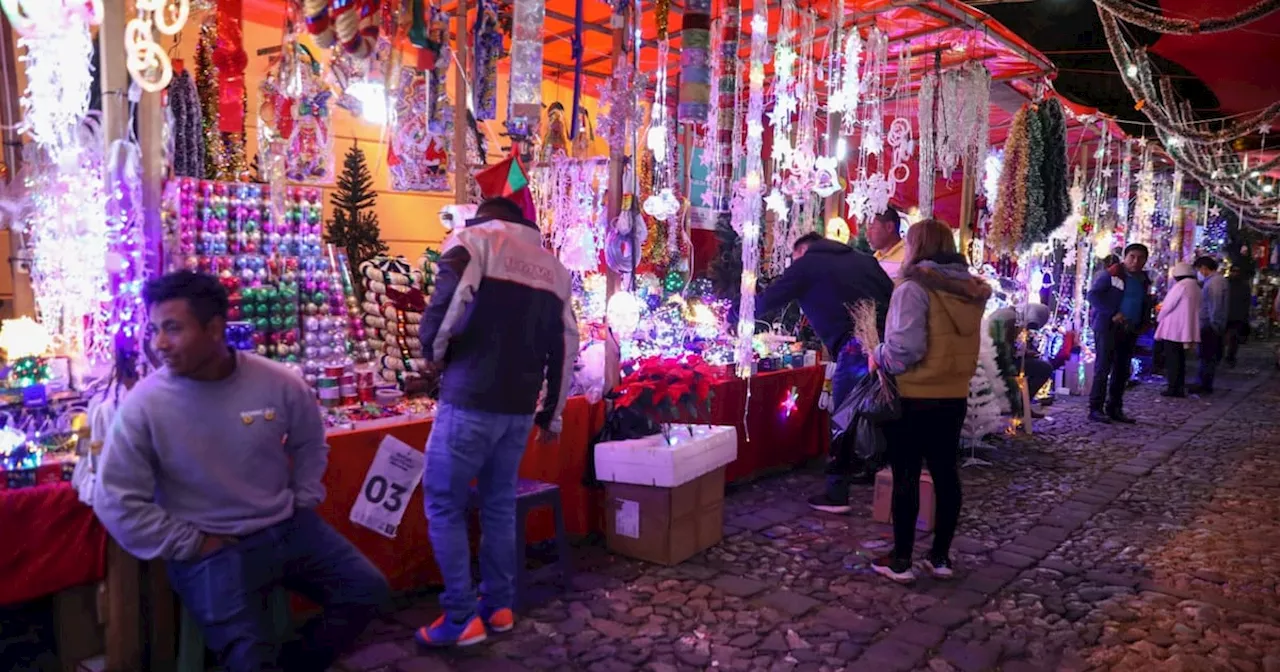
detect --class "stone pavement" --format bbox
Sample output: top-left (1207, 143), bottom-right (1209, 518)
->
top-left (335, 346), bottom-right (1280, 672)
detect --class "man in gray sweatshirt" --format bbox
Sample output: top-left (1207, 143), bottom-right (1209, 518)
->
top-left (93, 271), bottom-right (389, 672)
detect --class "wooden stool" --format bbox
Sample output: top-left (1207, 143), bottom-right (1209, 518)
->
top-left (176, 586), bottom-right (291, 672)
top-left (469, 479), bottom-right (572, 610)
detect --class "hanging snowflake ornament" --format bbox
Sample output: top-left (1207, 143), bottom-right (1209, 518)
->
top-left (643, 187), bottom-right (680, 222)
top-left (765, 189), bottom-right (789, 220)
top-left (845, 189), bottom-right (870, 225)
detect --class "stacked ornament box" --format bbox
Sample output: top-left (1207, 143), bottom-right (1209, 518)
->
top-left (165, 178), bottom-right (373, 393)
top-left (359, 256), bottom-right (428, 386)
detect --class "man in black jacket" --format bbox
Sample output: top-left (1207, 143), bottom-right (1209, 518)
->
top-left (757, 232), bottom-right (894, 513)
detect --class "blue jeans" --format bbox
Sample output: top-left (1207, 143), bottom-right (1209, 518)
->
top-left (826, 340), bottom-right (870, 501)
top-left (166, 508), bottom-right (389, 672)
top-left (423, 402), bottom-right (533, 621)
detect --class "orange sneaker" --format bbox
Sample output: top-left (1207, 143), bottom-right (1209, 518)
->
top-left (414, 614), bottom-right (488, 648)
top-left (480, 605), bottom-right (515, 633)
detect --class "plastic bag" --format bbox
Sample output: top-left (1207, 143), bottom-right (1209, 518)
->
top-left (853, 415), bottom-right (887, 460)
top-left (831, 370), bottom-right (901, 436)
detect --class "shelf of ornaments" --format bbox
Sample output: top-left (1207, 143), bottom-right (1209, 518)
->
top-left (164, 178), bottom-right (377, 400)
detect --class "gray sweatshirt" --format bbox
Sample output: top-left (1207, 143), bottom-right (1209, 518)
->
top-left (93, 352), bottom-right (327, 561)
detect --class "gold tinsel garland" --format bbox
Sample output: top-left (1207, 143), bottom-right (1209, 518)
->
top-left (988, 105), bottom-right (1031, 254)
top-left (196, 17), bottom-right (249, 181)
top-left (655, 0), bottom-right (669, 39)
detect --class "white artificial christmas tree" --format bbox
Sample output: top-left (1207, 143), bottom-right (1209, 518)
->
top-left (963, 318), bottom-right (1012, 441)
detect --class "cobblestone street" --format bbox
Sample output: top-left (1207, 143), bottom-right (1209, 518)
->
top-left (338, 346), bottom-right (1280, 672)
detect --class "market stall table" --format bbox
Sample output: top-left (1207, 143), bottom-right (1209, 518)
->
top-left (0, 482), bottom-right (107, 606)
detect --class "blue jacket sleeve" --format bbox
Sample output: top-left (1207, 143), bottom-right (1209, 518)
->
top-left (1086, 271), bottom-right (1120, 317)
top-left (418, 245), bottom-right (472, 362)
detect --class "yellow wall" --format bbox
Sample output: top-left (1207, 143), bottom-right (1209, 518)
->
top-left (172, 18), bottom-right (608, 261)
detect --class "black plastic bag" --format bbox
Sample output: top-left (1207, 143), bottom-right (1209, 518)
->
top-left (582, 403), bottom-right (663, 488)
top-left (831, 370), bottom-right (901, 436)
top-left (853, 415), bottom-right (888, 460)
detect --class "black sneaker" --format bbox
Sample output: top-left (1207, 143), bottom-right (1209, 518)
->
top-left (871, 555), bottom-right (916, 583)
top-left (921, 554), bottom-right (955, 579)
top-left (1108, 410), bottom-right (1137, 424)
top-left (1088, 410), bottom-right (1112, 423)
top-left (807, 493), bottom-right (851, 514)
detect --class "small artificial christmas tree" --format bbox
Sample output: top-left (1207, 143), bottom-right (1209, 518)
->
top-left (963, 319), bottom-right (1012, 440)
top-left (327, 145), bottom-right (389, 281)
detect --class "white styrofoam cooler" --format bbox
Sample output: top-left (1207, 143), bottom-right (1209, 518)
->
top-left (594, 424), bottom-right (738, 488)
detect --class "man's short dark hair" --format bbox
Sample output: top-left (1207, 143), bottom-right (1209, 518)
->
top-left (1194, 256), bottom-right (1219, 272)
top-left (475, 196), bottom-right (526, 223)
top-left (794, 232), bottom-right (825, 250)
top-left (1101, 253), bottom-right (1120, 267)
top-left (142, 271), bottom-right (230, 326)
top-left (874, 206), bottom-right (901, 229)
top-left (1123, 243), bottom-right (1149, 258)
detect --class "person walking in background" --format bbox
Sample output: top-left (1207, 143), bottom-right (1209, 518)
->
top-left (866, 206), bottom-right (907, 279)
top-left (868, 219), bottom-right (990, 583)
top-left (415, 197), bottom-right (579, 647)
top-left (756, 232), bottom-right (893, 514)
top-left (1154, 262), bottom-right (1201, 398)
top-left (1193, 256), bottom-right (1228, 394)
top-left (1086, 245), bottom-right (1152, 424)
top-left (1225, 260), bottom-right (1254, 367)
top-left (94, 272), bottom-right (389, 672)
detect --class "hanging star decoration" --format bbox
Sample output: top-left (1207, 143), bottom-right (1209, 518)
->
top-left (765, 189), bottom-right (789, 220)
top-left (1102, 166), bottom-right (1114, 178)
top-left (1261, 123), bottom-right (1271, 136)
top-left (781, 385), bottom-right (800, 416)
top-left (1209, 204), bottom-right (1222, 219)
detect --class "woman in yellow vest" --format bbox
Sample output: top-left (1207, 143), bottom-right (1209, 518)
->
top-left (868, 219), bottom-right (991, 583)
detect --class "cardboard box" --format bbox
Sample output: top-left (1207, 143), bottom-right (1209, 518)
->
top-left (872, 468), bottom-right (935, 532)
top-left (594, 425), bottom-right (737, 488)
top-left (604, 467), bottom-right (726, 565)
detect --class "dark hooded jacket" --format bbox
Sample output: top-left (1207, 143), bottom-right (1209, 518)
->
top-left (755, 239), bottom-right (894, 354)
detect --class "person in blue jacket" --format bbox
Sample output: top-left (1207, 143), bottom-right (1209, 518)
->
top-left (1086, 244), bottom-right (1152, 424)
top-left (756, 232), bottom-right (893, 513)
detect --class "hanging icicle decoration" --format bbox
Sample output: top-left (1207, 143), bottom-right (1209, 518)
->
top-left (698, 17), bottom-right (723, 208)
top-left (717, 3), bottom-right (740, 206)
top-left (1133, 142), bottom-right (1156, 244)
top-left (1117, 139), bottom-right (1133, 230)
top-left (832, 28), bottom-right (863, 136)
top-left (734, 5), bottom-right (768, 379)
top-left (507, 0), bottom-right (545, 138)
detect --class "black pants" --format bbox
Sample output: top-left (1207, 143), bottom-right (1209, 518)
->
top-left (1160, 339), bottom-right (1186, 393)
top-left (1197, 326), bottom-right (1223, 390)
top-left (1089, 323), bottom-right (1137, 413)
top-left (1024, 358), bottom-right (1053, 402)
top-left (881, 398), bottom-right (966, 561)
top-left (1225, 319), bottom-right (1248, 364)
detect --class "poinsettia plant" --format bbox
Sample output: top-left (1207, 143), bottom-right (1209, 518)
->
top-left (609, 355), bottom-right (723, 436)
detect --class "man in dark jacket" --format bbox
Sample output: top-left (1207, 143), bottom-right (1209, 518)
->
top-left (415, 197), bottom-right (578, 647)
top-left (757, 232), bottom-right (893, 513)
top-left (1086, 244), bottom-right (1152, 424)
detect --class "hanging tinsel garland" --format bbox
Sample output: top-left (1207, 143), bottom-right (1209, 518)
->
top-left (1117, 139), bottom-right (1133, 229)
top-left (917, 71), bottom-right (937, 220)
top-left (1038, 99), bottom-right (1070, 237)
top-left (472, 0), bottom-right (503, 121)
top-left (989, 105), bottom-right (1031, 253)
top-left (1095, 0), bottom-right (1280, 35)
top-left (1021, 109), bottom-right (1048, 249)
top-left (168, 70), bottom-right (205, 178)
top-left (196, 17), bottom-right (226, 180)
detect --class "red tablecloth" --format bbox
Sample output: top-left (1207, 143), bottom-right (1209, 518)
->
top-left (319, 367), bottom-right (828, 592)
top-left (0, 483), bottom-right (108, 606)
top-left (711, 366), bottom-right (829, 483)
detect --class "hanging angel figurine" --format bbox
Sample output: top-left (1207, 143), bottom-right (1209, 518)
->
top-left (542, 102), bottom-right (570, 162)
top-left (572, 107), bottom-right (595, 159)
top-left (288, 89), bottom-right (335, 182)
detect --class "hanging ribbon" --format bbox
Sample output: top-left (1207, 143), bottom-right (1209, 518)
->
top-left (408, 0), bottom-right (428, 48)
top-left (569, 0), bottom-right (584, 140)
top-left (214, 0), bottom-right (248, 134)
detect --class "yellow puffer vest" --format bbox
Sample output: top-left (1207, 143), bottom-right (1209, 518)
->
top-left (896, 288), bottom-right (985, 399)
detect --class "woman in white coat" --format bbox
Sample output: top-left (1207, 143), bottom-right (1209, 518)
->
top-left (1155, 262), bottom-right (1201, 398)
